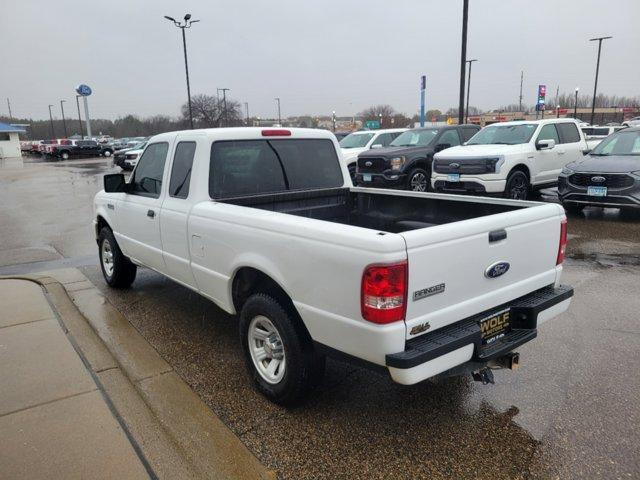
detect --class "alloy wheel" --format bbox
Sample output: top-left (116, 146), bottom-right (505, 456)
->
top-left (248, 315), bottom-right (286, 384)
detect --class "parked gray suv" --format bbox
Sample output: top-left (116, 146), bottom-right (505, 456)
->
top-left (558, 127), bottom-right (640, 212)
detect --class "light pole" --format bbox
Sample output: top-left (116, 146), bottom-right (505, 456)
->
top-left (48, 104), bottom-right (55, 138)
top-left (164, 14), bottom-right (200, 129)
top-left (378, 113), bottom-right (382, 127)
top-left (274, 97), bottom-right (281, 125)
top-left (589, 36), bottom-right (612, 125)
top-left (465, 58), bottom-right (477, 123)
top-left (75, 95), bottom-right (84, 138)
top-left (458, 0), bottom-right (469, 125)
top-left (556, 104), bottom-right (561, 118)
top-left (60, 100), bottom-right (68, 137)
top-left (244, 102), bottom-right (249, 125)
top-left (220, 88), bottom-right (230, 126)
top-left (519, 71), bottom-right (524, 112)
top-left (332, 111), bottom-right (336, 131)
top-left (574, 87), bottom-right (579, 119)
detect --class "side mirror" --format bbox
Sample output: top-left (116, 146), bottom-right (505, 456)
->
top-left (434, 143), bottom-right (451, 152)
top-left (536, 139), bottom-right (555, 150)
top-left (582, 148), bottom-right (591, 155)
top-left (104, 173), bottom-right (127, 193)
top-left (371, 144), bottom-right (383, 149)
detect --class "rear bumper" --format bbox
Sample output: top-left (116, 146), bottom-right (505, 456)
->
top-left (386, 284), bottom-right (573, 384)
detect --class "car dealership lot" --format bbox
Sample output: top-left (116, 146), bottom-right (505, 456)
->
top-left (1, 156), bottom-right (639, 479)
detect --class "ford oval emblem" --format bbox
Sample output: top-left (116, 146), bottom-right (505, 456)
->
top-left (591, 175), bottom-right (605, 183)
top-left (485, 261), bottom-right (510, 278)
top-left (449, 162), bottom-right (460, 169)
top-left (365, 161), bottom-right (372, 167)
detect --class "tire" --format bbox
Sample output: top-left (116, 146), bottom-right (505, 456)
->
top-left (503, 170), bottom-right (530, 200)
top-left (103, 150), bottom-right (112, 157)
top-left (407, 168), bottom-right (429, 192)
top-left (98, 227), bottom-right (137, 288)
top-left (61, 151), bottom-right (70, 160)
top-left (348, 164), bottom-right (356, 184)
top-left (561, 202), bottom-right (584, 214)
top-left (239, 293), bottom-right (325, 405)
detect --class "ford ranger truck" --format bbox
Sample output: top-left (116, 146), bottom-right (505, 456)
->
top-left (432, 119), bottom-right (588, 200)
top-left (94, 127), bottom-right (573, 405)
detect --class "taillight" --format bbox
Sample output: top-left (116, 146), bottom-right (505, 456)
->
top-left (556, 219), bottom-right (568, 265)
top-left (361, 261), bottom-right (407, 324)
top-left (261, 129), bottom-right (291, 137)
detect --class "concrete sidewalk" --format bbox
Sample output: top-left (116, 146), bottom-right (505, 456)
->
top-left (0, 278), bottom-right (151, 479)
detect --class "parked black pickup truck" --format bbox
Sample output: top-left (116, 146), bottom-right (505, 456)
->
top-left (355, 124), bottom-right (480, 191)
top-left (51, 140), bottom-right (114, 160)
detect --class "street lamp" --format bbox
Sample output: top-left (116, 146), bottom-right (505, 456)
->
top-left (75, 95), bottom-right (84, 138)
top-left (378, 112), bottom-right (382, 127)
top-left (458, 0), bottom-right (470, 125)
top-left (574, 87), bottom-right (579, 120)
top-left (164, 14), bottom-right (200, 129)
top-left (332, 110), bottom-right (336, 131)
top-left (60, 100), bottom-right (68, 137)
top-left (219, 88), bottom-right (230, 126)
top-left (465, 58), bottom-right (478, 123)
top-left (556, 104), bottom-right (561, 118)
top-left (48, 104), bottom-right (55, 138)
top-left (274, 97), bottom-right (281, 125)
top-left (244, 102), bottom-right (249, 125)
top-left (589, 36), bottom-right (612, 125)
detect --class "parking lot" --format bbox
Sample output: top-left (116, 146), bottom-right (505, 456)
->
top-left (1, 155), bottom-right (639, 479)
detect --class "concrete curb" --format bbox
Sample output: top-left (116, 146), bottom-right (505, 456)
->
top-left (2, 270), bottom-right (276, 480)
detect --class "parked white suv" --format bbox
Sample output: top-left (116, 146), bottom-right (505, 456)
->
top-left (432, 119), bottom-right (588, 199)
top-left (339, 128), bottom-right (406, 179)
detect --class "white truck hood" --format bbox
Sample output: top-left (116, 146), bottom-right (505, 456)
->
top-left (341, 147), bottom-right (367, 163)
top-left (435, 143), bottom-right (528, 159)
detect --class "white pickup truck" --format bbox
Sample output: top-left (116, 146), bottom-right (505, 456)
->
top-left (94, 127), bottom-right (573, 405)
top-left (432, 119), bottom-right (589, 199)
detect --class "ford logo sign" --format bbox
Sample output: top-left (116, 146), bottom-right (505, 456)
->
top-left (365, 161), bottom-right (372, 167)
top-left (591, 175), bottom-right (606, 183)
top-left (449, 162), bottom-right (460, 169)
top-left (485, 261), bottom-right (510, 278)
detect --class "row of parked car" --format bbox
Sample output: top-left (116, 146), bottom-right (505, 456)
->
top-left (341, 120), bottom-right (640, 212)
top-left (20, 136), bottom-right (149, 163)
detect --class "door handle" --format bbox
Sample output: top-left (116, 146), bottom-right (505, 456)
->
top-left (558, 150), bottom-right (566, 155)
top-left (147, 209), bottom-right (155, 218)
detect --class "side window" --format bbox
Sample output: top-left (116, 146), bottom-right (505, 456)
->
top-left (373, 133), bottom-right (392, 147)
top-left (130, 142), bottom-right (169, 197)
top-left (390, 132), bottom-right (403, 141)
top-left (537, 124), bottom-right (560, 144)
top-left (461, 127), bottom-right (479, 142)
top-left (438, 130), bottom-right (461, 147)
top-left (169, 141), bottom-right (196, 199)
top-left (556, 123), bottom-right (581, 144)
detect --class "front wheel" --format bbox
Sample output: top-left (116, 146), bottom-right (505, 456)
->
top-left (98, 227), bottom-right (137, 288)
top-left (407, 168), bottom-right (429, 192)
top-left (503, 170), bottom-right (530, 200)
top-left (61, 151), bottom-right (70, 160)
top-left (240, 294), bottom-right (325, 405)
top-left (103, 150), bottom-right (112, 157)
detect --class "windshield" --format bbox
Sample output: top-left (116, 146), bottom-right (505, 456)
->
top-left (390, 129), bottom-right (438, 147)
top-left (339, 132), bottom-right (374, 148)
top-left (131, 142), bottom-right (147, 150)
top-left (591, 130), bottom-right (640, 156)
top-left (467, 124), bottom-right (537, 145)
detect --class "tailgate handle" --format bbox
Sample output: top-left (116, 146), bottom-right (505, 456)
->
top-left (489, 229), bottom-right (507, 243)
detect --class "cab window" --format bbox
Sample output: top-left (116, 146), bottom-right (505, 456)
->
top-left (130, 142), bottom-right (169, 197)
top-left (169, 142), bottom-right (196, 198)
top-left (537, 124), bottom-right (560, 144)
top-left (438, 130), bottom-right (461, 147)
top-left (556, 123), bottom-right (581, 144)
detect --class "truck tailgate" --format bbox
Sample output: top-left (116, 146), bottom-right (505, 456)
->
top-left (401, 203), bottom-right (564, 340)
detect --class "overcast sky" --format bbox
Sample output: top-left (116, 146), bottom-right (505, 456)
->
top-left (1, 0), bottom-right (638, 121)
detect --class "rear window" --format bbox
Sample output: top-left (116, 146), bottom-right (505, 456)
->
top-left (556, 123), bottom-right (581, 143)
top-left (582, 127), bottom-right (609, 136)
top-left (209, 139), bottom-right (343, 198)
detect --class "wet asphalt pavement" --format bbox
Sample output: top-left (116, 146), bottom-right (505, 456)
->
top-left (1, 156), bottom-right (639, 479)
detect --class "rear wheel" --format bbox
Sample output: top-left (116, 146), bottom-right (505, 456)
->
top-left (61, 151), bottom-right (70, 160)
top-left (503, 170), bottom-right (529, 200)
top-left (240, 294), bottom-right (325, 405)
top-left (98, 227), bottom-right (137, 288)
top-left (103, 150), bottom-right (112, 157)
top-left (407, 168), bottom-right (429, 192)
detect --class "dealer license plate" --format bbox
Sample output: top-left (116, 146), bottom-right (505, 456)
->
top-left (479, 309), bottom-right (511, 345)
top-left (587, 186), bottom-right (607, 197)
top-left (447, 173), bottom-right (460, 182)
top-left (363, 174), bottom-right (372, 182)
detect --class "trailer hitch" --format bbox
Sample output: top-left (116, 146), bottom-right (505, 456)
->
top-left (472, 367), bottom-right (495, 385)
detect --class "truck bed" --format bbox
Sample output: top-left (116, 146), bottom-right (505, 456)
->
top-left (219, 187), bottom-right (525, 233)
